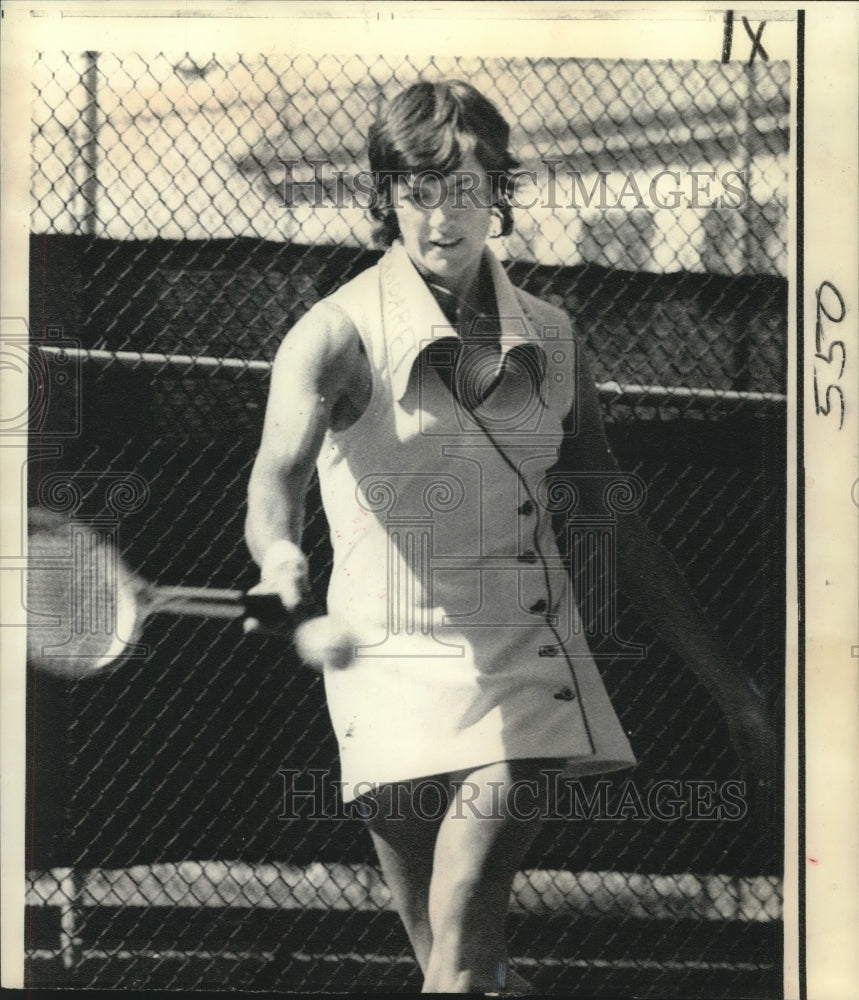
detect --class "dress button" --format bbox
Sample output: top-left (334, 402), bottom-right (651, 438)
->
top-left (518, 550), bottom-right (538, 564)
top-left (529, 598), bottom-right (547, 614)
top-left (554, 687), bottom-right (576, 701)
top-left (518, 500), bottom-right (535, 516)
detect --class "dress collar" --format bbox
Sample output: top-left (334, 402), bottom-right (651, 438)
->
top-left (381, 241), bottom-right (544, 402)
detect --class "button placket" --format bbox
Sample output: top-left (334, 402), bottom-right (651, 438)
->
top-left (517, 488), bottom-right (561, 654)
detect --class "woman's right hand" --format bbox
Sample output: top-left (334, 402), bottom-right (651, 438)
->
top-left (243, 541), bottom-right (311, 635)
top-left (242, 553), bottom-right (355, 671)
top-left (261, 538), bottom-right (310, 608)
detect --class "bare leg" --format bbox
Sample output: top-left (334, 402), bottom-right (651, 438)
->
top-left (421, 759), bottom-right (557, 994)
top-left (365, 779), bottom-right (448, 974)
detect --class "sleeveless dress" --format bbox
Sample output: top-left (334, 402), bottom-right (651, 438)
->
top-left (313, 242), bottom-right (637, 801)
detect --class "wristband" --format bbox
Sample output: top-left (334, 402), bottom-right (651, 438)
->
top-left (261, 538), bottom-right (308, 582)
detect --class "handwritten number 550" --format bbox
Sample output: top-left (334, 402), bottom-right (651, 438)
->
top-left (814, 281), bottom-right (846, 430)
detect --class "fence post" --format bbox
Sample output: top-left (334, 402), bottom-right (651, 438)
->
top-left (58, 866), bottom-right (85, 970)
top-left (81, 52), bottom-right (99, 237)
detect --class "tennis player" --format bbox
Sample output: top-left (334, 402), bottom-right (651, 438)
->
top-left (245, 80), bottom-right (774, 994)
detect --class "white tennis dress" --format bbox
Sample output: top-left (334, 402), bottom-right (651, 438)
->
top-left (313, 242), bottom-right (637, 801)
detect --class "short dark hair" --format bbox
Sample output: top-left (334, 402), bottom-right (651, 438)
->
top-left (367, 79), bottom-right (519, 248)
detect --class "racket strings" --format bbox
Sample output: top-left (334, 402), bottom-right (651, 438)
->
top-left (73, 527), bottom-right (114, 638)
top-left (27, 521), bottom-right (142, 675)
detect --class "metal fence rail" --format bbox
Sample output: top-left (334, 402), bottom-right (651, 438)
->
top-left (27, 51), bottom-right (787, 995)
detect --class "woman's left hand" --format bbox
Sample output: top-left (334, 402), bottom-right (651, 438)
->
top-left (718, 678), bottom-right (778, 824)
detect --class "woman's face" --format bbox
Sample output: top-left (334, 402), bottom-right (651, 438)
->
top-left (393, 146), bottom-right (493, 296)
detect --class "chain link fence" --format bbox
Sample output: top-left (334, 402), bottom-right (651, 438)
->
top-left (27, 51), bottom-right (787, 995)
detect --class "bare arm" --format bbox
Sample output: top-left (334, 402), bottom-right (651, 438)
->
top-left (560, 339), bottom-right (775, 790)
top-left (245, 303), bottom-right (363, 580)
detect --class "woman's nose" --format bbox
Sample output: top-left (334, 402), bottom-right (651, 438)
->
top-left (428, 198), bottom-right (455, 227)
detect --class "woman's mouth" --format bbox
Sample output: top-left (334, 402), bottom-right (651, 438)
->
top-left (429, 237), bottom-right (463, 250)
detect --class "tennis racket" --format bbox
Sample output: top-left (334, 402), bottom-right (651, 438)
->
top-left (26, 509), bottom-right (354, 680)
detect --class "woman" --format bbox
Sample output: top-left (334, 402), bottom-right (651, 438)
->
top-left (245, 80), bottom-right (773, 994)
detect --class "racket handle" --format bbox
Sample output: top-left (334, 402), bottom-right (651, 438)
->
top-left (147, 587), bottom-right (323, 630)
top-left (242, 592), bottom-right (324, 633)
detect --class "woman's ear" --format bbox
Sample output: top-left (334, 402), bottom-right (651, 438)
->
top-left (488, 208), bottom-right (504, 239)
